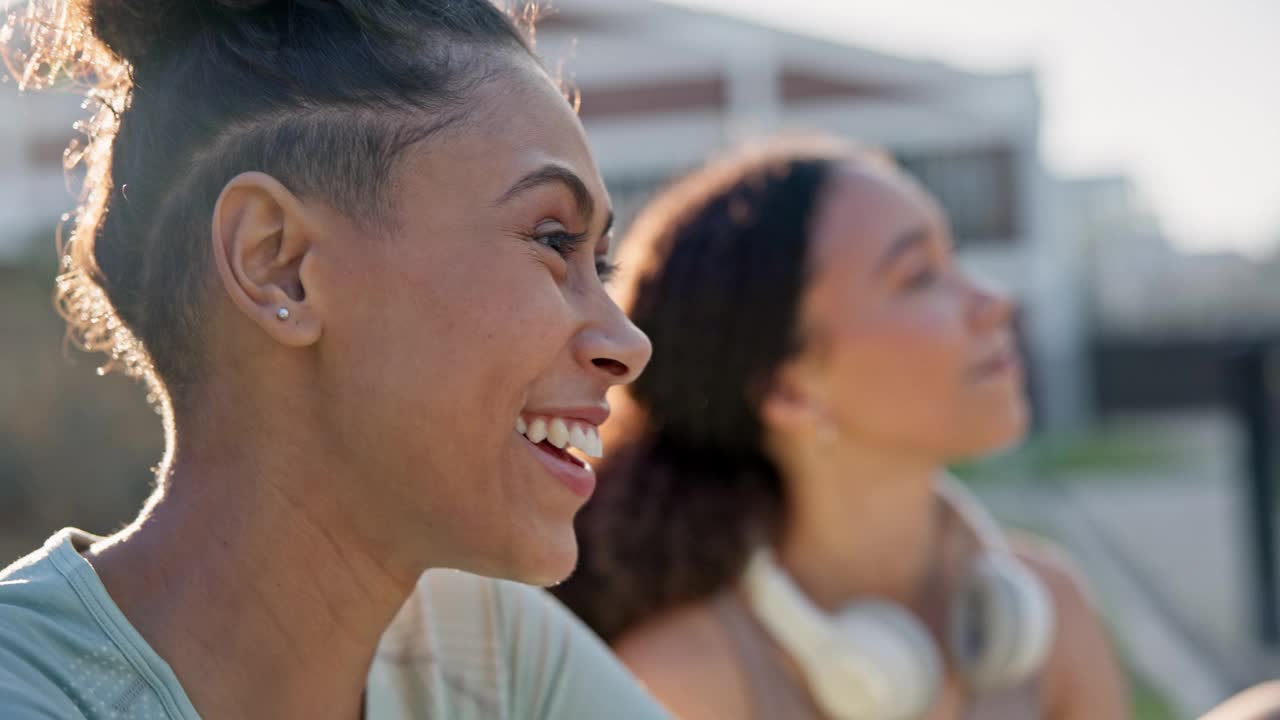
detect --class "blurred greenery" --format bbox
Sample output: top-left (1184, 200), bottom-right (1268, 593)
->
top-left (951, 423), bottom-right (1186, 487)
top-left (1132, 672), bottom-right (1178, 720)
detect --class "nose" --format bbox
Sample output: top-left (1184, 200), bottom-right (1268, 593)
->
top-left (576, 298), bottom-right (653, 387)
top-left (967, 275), bottom-right (1016, 332)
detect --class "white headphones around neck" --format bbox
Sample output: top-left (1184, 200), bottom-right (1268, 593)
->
top-left (741, 477), bottom-right (1055, 720)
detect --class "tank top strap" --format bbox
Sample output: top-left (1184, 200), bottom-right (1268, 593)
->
top-left (965, 675), bottom-right (1043, 720)
top-left (711, 575), bottom-right (1045, 720)
top-left (710, 589), bottom-right (827, 720)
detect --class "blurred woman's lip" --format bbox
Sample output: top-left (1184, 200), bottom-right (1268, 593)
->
top-left (971, 349), bottom-right (1022, 379)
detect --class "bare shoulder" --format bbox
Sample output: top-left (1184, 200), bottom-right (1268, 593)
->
top-left (613, 601), bottom-right (751, 720)
top-left (1009, 533), bottom-right (1093, 610)
top-left (1008, 532), bottom-right (1106, 659)
top-left (1008, 533), bottom-right (1131, 720)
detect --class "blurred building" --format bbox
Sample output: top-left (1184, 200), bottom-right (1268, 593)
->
top-left (0, 81), bottom-right (83, 262)
top-left (539, 0), bottom-right (1089, 429)
top-left (1069, 174), bottom-right (1280, 339)
top-left (1069, 173), bottom-right (1280, 415)
top-left (0, 1), bottom-right (1091, 429)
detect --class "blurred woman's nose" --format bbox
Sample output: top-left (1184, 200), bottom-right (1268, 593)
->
top-left (967, 275), bottom-right (1017, 331)
top-left (577, 303), bottom-right (653, 386)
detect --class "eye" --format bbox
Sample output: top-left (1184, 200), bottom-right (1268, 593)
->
top-left (596, 256), bottom-right (620, 283)
top-left (903, 264), bottom-right (938, 291)
top-left (529, 222), bottom-right (619, 282)
top-left (531, 227), bottom-right (589, 257)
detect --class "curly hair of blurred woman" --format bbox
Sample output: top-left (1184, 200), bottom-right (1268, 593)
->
top-left (553, 136), bottom-right (894, 642)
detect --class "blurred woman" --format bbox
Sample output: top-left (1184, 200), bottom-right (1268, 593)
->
top-left (553, 136), bottom-right (1129, 720)
top-left (0, 1), bottom-right (664, 718)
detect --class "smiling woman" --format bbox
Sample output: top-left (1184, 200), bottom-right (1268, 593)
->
top-left (0, 1), bottom-right (660, 719)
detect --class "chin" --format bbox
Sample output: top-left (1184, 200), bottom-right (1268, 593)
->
top-left (979, 403), bottom-right (1031, 454)
top-left (504, 528), bottom-right (580, 588)
top-left (950, 400), bottom-right (1030, 458)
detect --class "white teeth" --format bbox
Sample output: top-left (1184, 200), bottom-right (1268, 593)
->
top-left (567, 423), bottom-right (603, 458)
top-left (568, 424), bottom-right (588, 455)
top-left (526, 417), bottom-right (548, 444)
top-left (518, 415), bottom-right (604, 458)
top-left (547, 418), bottom-right (570, 449)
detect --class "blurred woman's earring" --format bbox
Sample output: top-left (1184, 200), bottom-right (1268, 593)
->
top-left (276, 307), bottom-right (290, 321)
top-left (818, 421), bottom-right (838, 447)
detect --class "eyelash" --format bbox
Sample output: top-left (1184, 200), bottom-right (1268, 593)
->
top-left (530, 229), bottom-right (619, 282)
top-left (903, 264), bottom-right (938, 291)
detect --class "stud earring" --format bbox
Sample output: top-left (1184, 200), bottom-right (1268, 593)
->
top-left (817, 420), bottom-right (839, 447)
top-left (276, 307), bottom-right (290, 321)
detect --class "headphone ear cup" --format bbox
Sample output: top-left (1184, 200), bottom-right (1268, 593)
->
top-left (808, 602), bottom-right (943, 720)
top-left (949, 554), bottom-right (1056, 692)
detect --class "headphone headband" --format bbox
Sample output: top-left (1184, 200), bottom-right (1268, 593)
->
top-left (935, 474), bottom-right (1010, 555)
top-left (739, 477), bottom-right (1055, 718)
top-left (742, 550), bottom-right (832, 661)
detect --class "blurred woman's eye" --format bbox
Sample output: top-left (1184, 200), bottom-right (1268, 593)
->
top-left (897, 256), bottom-right (941, 291)
top-left (903, 266), bottom-right (937, 290)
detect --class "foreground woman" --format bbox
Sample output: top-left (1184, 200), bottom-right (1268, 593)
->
top-left (0, 1), bottom-right (662, 717)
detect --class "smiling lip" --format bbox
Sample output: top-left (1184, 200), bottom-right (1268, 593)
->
top-left (972, 348), bottom-right (1022, 380)
top-left (518, 404), bottom-right (608, 499)
top-left (523, 405), bottom-right (611, 426)
top-left (521, 434), bottom-right (597, 498)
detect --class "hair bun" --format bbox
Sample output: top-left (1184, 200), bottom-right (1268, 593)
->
top-left (88, 0), bottom-right (278, 65)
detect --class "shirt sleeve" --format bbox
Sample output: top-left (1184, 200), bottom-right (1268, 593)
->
top-left (493, 580), bottom-right (671, 720)
top-left (0, 651), bottom-right (88, 719)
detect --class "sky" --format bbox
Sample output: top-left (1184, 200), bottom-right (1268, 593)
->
top-left (669, 0), bottom-right (1280, 256)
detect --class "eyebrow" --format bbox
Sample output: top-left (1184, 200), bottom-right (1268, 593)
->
top-left (496, 164), bottom-right (596, 222)
top-left (874, 226), bottom-right (932, 275)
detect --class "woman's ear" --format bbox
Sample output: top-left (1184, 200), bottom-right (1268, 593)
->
top-left (209, 171), bottom-right (323, 348)
top-left (758, 361), bottom-right (828, 437)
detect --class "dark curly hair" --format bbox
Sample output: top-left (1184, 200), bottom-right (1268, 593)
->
top-left (552, 136), bottom-right (891, 643)
top-left (2, 0), bottom-right (535, 426)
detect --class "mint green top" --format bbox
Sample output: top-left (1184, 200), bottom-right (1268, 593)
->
top-left (0, 529), bottom-right (670, 719)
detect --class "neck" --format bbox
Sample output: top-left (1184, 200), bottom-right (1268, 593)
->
top-left (88, 414), bottom-right (417, 719)
top-left (773, 438), bottom-right (943, 615)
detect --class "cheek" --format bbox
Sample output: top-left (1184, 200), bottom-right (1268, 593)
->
top-left (326, 232), bottom-right (574, 467)
top-left (394, 238), bottom-right (568, 378)
top-left (827, 303), bottom-right (969, 431)
top-left (330, 236), bottom-right (582, 572)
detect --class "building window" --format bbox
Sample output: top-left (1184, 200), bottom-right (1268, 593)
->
top-left (896, 145), bottom-right (1020, 246)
